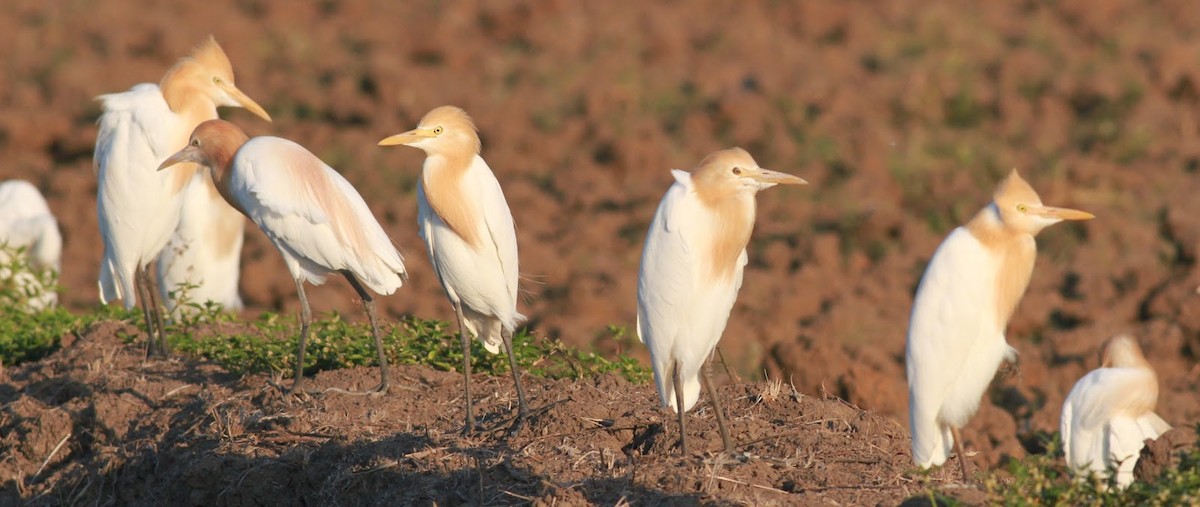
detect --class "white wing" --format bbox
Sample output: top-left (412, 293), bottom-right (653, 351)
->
top-left (1062, 366), bottom-right (1169, 487)
top-left (637, 170), bottom-right (703, 412)
top-left (94, 83), bottom-right (190, 307)
top-left (0, 180), bottom-right (61, 270)
top-left (230, 137), bottom-right (405, 294)
top-left (469, 156), bottom-right (523, 323)
top-left (906, 227), bottom-right (1004, 467)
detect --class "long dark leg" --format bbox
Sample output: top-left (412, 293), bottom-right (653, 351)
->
top-left (672, 359), bottom-right (688, 454)
top-left (143, 262), bottom-right (169, 355)
top-left (135, 267), bottom-right (160, 358)
top-left (454, 301), bottom-right (475, 434)
top-left (343, 272), bottom-right (390, 395)
top-left (951, 426), bottom-right (971, 483)
top-left (701, 355), bottom-right (733, 452)
top-left (502, 326), bottom-right (529, 436)
top-left (287, 279), bottom-right (312, 397)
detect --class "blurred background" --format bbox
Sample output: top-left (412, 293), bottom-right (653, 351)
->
top-left (1, 0), bottom-right (1198, 466)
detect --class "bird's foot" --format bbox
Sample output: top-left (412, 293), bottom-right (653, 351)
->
top-left (504, 411), bottom-right (528, 438)
top-left (998, 361), bottom-right (1021, 381)
top-left (460, 420), bottom-right (479, 436)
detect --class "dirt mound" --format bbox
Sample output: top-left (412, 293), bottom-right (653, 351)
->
top-left (1, 321), bottom-right (942, 505)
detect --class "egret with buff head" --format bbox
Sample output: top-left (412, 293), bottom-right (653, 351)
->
top-left (906, 169), bottom-right (1094, 481)
top-left (637, 147), bottom-right (807, 454)
top-left (159, 120), bottom-right (406, 396)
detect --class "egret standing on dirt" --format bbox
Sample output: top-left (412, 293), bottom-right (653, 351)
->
top-left (906, 170), bottom-right (1094, 480)
top-left (377, 106), bottom-right (528, 434)
top-left (95, 36), bottom-right (271, 356)
top-left (0, 180), bottom-right (62, 310)
top-left (637, 148), bottom-right (807, 454)
top-left (1061, 335), bottom-right (1170, 489)
top-left (159, 120), bottom-right (406, 396)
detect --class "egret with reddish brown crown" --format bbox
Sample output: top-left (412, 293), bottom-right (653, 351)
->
top-left (907, 170), bottom-right (1094, 481)
top-left (159, 120), bottom-right (406, 396)
top-left (0, 180), bottom-right (62, 310)
top-left (377, 106), bottom-right (528, 434)
top-left (95, 36), bottom-right (270, 356)
top-left (637, 148), bottom-right (807, 454)
top-left (1061, 335), bottom-right (1170, 489)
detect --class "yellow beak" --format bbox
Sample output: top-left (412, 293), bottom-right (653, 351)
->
top-left (217, 81), bottom-right (272, 122)
top-left (749, 168), bottom-right (808, 185)
top-left (1035, 206), bottom-right (1095, 221)
top-left (377, 128), bottom-right (437, 146)
top-left (158, 146), bottom-right (201, 171)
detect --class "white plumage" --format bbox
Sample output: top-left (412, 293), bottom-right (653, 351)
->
top-left (0, 180), bottom-right (62, 310)
top-left (415, 154), bottom-right (523, 353)
top-left (157, 172), bottom-right (246, 312)
top-left (378, 105), bottom-right (529, 433)
top-left (637, 169), bottom-right (746, 413)
top-left (1061, 336), bottom-right (1170, 489)
top-left (635, 148), bottom-right (807, 453)
top-left (905, 170), bottom-right (1094, 479)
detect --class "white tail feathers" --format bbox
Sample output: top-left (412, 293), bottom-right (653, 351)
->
top-left (910, 405), bottom-right (954, 468)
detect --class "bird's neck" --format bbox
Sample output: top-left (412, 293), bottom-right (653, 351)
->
top-left (160, 64), bottom-right (219, 129)
top-left (965, 204), bottom-right (1037, 326)
top-left (422, 152), bottom-right (482, 248)
top-left (204, 141), bottom-right (249, 217)
top-left (695, 188), bottom-right (756, 283)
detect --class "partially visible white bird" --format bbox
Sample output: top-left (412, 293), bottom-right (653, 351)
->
top-left (0, 180), bottom-right (62, 310)
top-left (1061, 335), bottom-right (1170, 489)
top-left (157, 172), bottom-right (246, 314)
top-left (95, 36), bottom-right (270, 356)
top-left (907, 170), bottom-right (1094, 480)
top-left (636, 148), bottom-right (807, 454)
top-left (159, 120), bottom-right (406, 395)
top-left (377, 106), bottom-right (528, 434)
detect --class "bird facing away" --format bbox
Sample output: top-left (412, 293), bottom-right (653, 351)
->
top-left (0, 180), bottom-right (62, 310)
top-left (95, 36), bottom-right (270, 356)
top-left (159, 120), bottom-right (406, 396)
top-left (378, 106), bottom-right (528, 434)
top-left (1061, 335), bottom-right (1170, 489)
top-left (637, 148), bottom-right (807, 454)
top-left (906, 169), bottom-right (1094, 480)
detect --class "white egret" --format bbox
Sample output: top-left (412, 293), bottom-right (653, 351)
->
top-left (159, 120), bottom-right (407, 395)
top-left (377, 106), bottom-right (528, 434)
top-left (1061, 335), bottom-right (1170, 489)
top-left (95, 36), bottom-right (270, 356)
top-left (637, 148), bottom-right (807, 454)
top-left (906, 169), bottom-right (1094, 480)
top-left (0, 180), bottom-right (62, 310)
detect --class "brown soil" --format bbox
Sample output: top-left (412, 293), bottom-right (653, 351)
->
top-left (1, 0), bottom-right (1200, 504)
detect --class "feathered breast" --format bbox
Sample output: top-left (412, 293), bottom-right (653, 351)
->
top-left (422, 153), bottom-right (482, 249)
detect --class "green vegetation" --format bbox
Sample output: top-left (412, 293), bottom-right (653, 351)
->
top-left (0, 256), bottom-right (650, 383)
top-left (980, 431), bottom-right (1200, 505)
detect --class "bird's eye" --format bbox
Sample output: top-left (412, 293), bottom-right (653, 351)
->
top-left (732, 167), bottom-right (742, 175)
top-left (191, 139), bottom-right (200, 147)
top-left (1016, 204), bottom-right (1028, 213)
top-left (212, 76), bottom-right (222, 84)
top-left (433, 126), bottom-right (444, 135)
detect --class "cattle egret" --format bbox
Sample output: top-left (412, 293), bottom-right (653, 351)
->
top-left (157, 173), bottom-right (247, 314)
top-left (1061, 335), bottom-right (1170, 489)
top-left (377, 106), bottom-right (528, 434)
top-left (636, 148), bottom-right (807, 454)
top-left (0, 180), bottom-right (62, 310)
top-left (95, 36), bottom-right (270, 356)
top-left (906, 170), bottom-right (1094, 480)
top-left (159, 120), bottom-right (406, 395)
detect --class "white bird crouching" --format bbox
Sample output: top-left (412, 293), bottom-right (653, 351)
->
top-left (1061, 335), bottom-right (1170, 489)
top-left (906, 170), bottom-right (1094, 481)
top-left (0, 180), bottom-right (62, 310)
top-left (637, 148), bottom-right (807, 454)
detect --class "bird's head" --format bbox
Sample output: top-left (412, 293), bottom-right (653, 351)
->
top-left (377, 105), bottom-right (481, 156)
top-left (690, 148), bottom-right (807, 198)
top-left (1100, 334), bottom-right (1150, 369)
top-left (158, 119), bottom-right (250, 173)
top-left (993, 169), bottom-right (1093, 235)
top-left (164, 36), bottom-right (272, 122)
